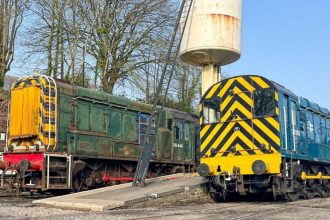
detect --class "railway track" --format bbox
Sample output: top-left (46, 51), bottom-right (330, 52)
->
top-left (0, 190), bottom-right (52, 199)
top-left (0, 191), bottom-right (329, 219)
top-left (233, 198), bottom-right (326, 220)
top-left (110, 197), bottom-right (329, 220)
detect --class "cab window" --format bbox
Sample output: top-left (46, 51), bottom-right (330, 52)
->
top-left (253, 89), bottom-right (275, 117)
top-left (203, 98), bottom-right (220, 124)
top-left (175, 122), bottom-right (183, 140)
top-left (184, 123), bottom-right (189, 140)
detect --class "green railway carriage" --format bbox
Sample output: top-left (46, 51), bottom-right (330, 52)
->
top-left (2, 75), bottom-right (198, 192)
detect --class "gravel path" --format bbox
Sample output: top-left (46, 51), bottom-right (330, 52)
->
top-left (1, 196), bottom-right (330, 219)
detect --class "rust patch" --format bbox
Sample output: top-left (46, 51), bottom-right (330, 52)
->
top-left (208, 14), bottom-right (240, 25)
top-left (79, 141), bottom-right (90, 148)
top-left (97, 143), bottom-right (111, 149)
top-left (121, 145), bottom-right (134, 156)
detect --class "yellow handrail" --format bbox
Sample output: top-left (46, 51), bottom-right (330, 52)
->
top-left (301, 171), bottom-right (330, 180)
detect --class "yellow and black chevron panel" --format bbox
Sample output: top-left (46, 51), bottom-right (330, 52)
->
top-left (199, 75), bottom-right (281, 175)
top-left (8, 75), bottom-right (57, 151)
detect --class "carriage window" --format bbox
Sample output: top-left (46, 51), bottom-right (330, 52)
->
top-left (184, 123), bottom-right (189, 140)
top-left (253, 89), bottom-right (275, 117)
top-left (167, 119), bottom-right (172, 130)
top-left (175, 122), bottom-right (183, 140)
top-left (203, 99), bottom-right (220, 124)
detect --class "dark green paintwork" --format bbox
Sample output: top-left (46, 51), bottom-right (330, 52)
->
top-left (57, 94), bottom-right (74, 152)
top-left (109, 109), bottom-right (122, 139)
top-left (113, 142), bottom-right (140, 158)
top-left (156, 128), bottom-right (172, 160)
top-left (123, 112), bottom-right (138, 142)
top-left (55, 82), bottom-right (198, 164)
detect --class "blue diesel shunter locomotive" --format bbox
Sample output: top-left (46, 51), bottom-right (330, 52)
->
top-left (276, 81), bottom-right (330, 200)
top-left (198, 75), bottom-right (330, 201)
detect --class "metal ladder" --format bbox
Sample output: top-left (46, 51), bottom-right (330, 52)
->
top-left (132, 0), bottom-right (194, 187)
top-left (180, 0), bottom-right (193, 26)
top-left (45, 154), bottom-right (72, 189)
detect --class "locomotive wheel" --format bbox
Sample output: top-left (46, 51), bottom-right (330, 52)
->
top-left (284, 163), bottom-right (302, 202)
top-left (322, 168), bottom-right (330, 197)
top-left (171, 166), bottom-right (184, 174)
top-left (303, 183), bottom-right (315, 199)
top-left (210, 192), bottom-right (223, 202)
top-left (284, 192), bottom-right (300, 202)
top-left (302, 166), bottom-right (316, 199)
top-left (318, 189), bottom-right (327, 198)
top-left (326, 189), bottom-right (330, 198)
top-left (303, 189), bottom-right (314, 199)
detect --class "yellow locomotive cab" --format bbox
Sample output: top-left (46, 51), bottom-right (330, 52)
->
top-left (198, 75), bottom-right (281, 177)
top-left (7, 76), bottom-right (57, 152)
top-left (199, 75), bottom-right (330, 201)
top-left (10, 85), bottom-right (41, 138)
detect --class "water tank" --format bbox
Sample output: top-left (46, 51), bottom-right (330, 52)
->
top-left (179, 0), bottom-right (242, 66)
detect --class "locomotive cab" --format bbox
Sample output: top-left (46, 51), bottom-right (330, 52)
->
top-left (199, 75), bottom-right (281, 175)
top-left (0, 75), bottom-right (72, 192)
top-left (198, 75), bottom-right (282, 198)
top-left (7, 76), bottom-right (57, 153)
top-left (0, 75), bottom-right (199, 194)
top-left (199, 75), bottom-right (330, 201)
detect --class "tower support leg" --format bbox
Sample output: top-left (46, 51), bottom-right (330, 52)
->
top-left (202, 64), bottom-right (220, 95)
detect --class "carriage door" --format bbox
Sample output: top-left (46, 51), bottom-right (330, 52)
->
top-left (173, 121), bottom-right (183, 161)
top-left (298, 110), bottom-right (308, 155)
top-left (183, 122), bottom-right (193, 161)
top-left (288, 100), bottom-right (299, 152)
top-left (280, 96), bottom-right (289, 151)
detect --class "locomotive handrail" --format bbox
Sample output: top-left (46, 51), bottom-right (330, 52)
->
top-left (48, 76), bottom-right (58, 150)
top-left (34, 76), bottom-right (46, 151)
top-left (41, 75), bottom-right (51, 150)
top-left (301, 171), bottom-right (330, 180)
top-left (46, 154), bottom-right (50, 188)
top-left (74, 96), bottom-right (132, 110)
top-left (37, 74), bottom-right (58, 151)
top-left (282, 107), bottom-right (288, 150)
top-left (68, 155), bottom-right (72, 188)
top-left (305, 107), bottom-right (330, 119)
top-left (5, 88), bottom-right (11, 152)
top-left (291, 109), bottom-right (297, 152)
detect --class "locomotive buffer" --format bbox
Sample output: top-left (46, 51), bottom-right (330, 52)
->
top-left (132, 0), bottom-right (193, 187)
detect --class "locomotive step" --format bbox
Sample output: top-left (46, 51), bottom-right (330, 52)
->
top-left (48, 165), bottom-right (67, 169)
top-left (48, 176), bottom-right (67, 179)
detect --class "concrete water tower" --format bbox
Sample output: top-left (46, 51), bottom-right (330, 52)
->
top-left (179, 0), bottom-right (242, 95)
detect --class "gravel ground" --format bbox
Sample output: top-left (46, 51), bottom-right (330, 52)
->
top-left (1, 195), bottom-right (330, 219)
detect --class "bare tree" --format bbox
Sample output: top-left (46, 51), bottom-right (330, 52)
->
top-left (75, 0), bottom-right (176, 94)
top-left (24, 0), bottom-right (72, 78)
top-left (129, 44), bottom-right (167, 104)
top-left (7, 0), bottom-right (201, 111)
top-left (24, 0), bottom-right (176, 92)
top-left (172, 64), bottom-right (201, 113)
top-left (0, 0), bottom-right (26, 88)
top-left (129, 53), bottom-right (201, 112)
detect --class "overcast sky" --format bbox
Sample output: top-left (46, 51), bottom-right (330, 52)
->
top-left (222, 0), bottom-right (330, 108)
top-left (9, 0), bottom-right (330, 107)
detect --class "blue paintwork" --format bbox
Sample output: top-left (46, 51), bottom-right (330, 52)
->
top-left (274, 82), bottom-right (330, 164)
